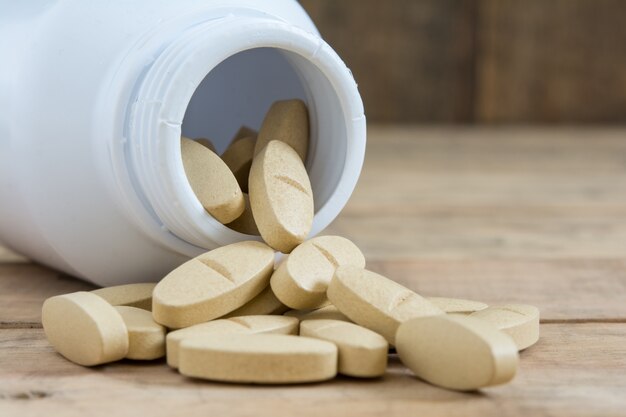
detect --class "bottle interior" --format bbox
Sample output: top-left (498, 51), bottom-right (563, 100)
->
top-left (180, 47), bottom-right (348, 218)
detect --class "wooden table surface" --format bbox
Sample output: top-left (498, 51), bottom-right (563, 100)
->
top-left (2, 127), bottom-right (625, 417)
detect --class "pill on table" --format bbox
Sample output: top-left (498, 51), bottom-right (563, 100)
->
top-left (221, 136), bottom-right (255, 193)
top-left (42, 291), bottom-right (128, 366)
top-left (166, 315), bottom-right (299, 368)
top-left (92, 283), bottom-right (156, 311)
top-left (181, 137), bottom-right (244, 224)
top-left (249, 140), bottom-right (313, 253)
top-left (426, 297), bottom-right (488, 315)
top-left (270, 236), bottom-right (366, 309)
top-left (115, 306), bottom-right (166, 360)
top-left (223, 286), bottom-right (288, 318)
top-left (469, 304), bottom-right (540, 351)
top-left (179, 334), bottom-right (337, 384)
top-left (152, 241), bottom-right (274, 328)
top-left (254, 99), bottom-right (309, 162)
top-left (232, 125), bottom-right (257, 142)
top-left (284, 305), bottom-right (352, 323)
top-left (225, 194), bottom-right (259, 235)
top-left (300, 319), bottom-right (388, 378)
top-left (194, 137), bottom-right (217, 153)
top-left (396, 315), bottom-right (519, 391)
top-left (327, 266), bottom-right (444, 344)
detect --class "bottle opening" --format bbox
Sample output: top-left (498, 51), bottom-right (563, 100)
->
top-left (129, 19), bottom-right (365, 255)
top-left (181, 47), bottom-right (347, 216)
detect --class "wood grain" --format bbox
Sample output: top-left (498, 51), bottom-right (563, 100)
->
top-left (2, 259), bottom-right (623, 325)
top-left (0, 264), bottom-right (95, 327)
top-left (368, 259), bottom-right (626, 321)
top-left (1, 127), bottom-right (624, 415)
top-left (476, 0), bottom-right (626, 123)
top-left (327, 127), bottom-right (626, 260)
top-left (300, 0), bottom-right (476, 123)
top-left (301, 1), bottom-right (626, 123)
top-left (1, 324), bottom-right (624, 417)
top-left (348, 127), bottom-right (626, 209)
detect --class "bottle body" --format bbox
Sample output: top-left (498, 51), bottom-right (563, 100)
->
top-left (0, 0), bottom-right (366, 286)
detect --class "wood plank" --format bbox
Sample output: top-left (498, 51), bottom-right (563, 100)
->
top-left (0, 264), bottom-right (95, 327)
top-left (350, 127), bottom-right (626, 209)
top-left (1, 324), bottom-right (624, 416)
top-left (367, 259), bottom-right (626, 321)
top-left (476, 0), bottom-right (626, 123)
top-left (300, 0), bottom-right (476, 123)
top-left (301, 1), bottom-right (626, 124)
top-left (1, 258), bottom-right (623, 325)
top-left (326, 127), bottom-right (626, 259)
top-left (327, 209), bottom-right (626, 260)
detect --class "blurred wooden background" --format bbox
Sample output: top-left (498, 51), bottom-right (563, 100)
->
top-left (300, 0), bottom-right (626, 124)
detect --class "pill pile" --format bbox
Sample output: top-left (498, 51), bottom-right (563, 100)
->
top-left (41, 99), bottom-right (540, 391)
top-left (180, 99), bottom-right (311, 243)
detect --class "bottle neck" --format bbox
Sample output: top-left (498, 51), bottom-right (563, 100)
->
top-left (124, 14), bottom-right (366, 255)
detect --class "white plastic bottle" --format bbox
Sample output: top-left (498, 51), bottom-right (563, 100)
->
top-left (0, 0), bottom-right (366, 286)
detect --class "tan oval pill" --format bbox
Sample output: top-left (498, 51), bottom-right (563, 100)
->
top-left (181, 137), bottom-right (244, 224)
top-left (270, 236), bottom-right (365, 309)
top-left (92, 283), bottom-right (156, 311)
top-left (249, 140), bottom-right (313, 253)
top-left (396, 315), bottom-right (519, 391)
top-left (223, 286), bottom-right (288, 318)
top-left (254, 99), bottom-right (309, 162)
top-left (221, 136), bottom-right (255, 193)
top-left (232, 125), bottom-right (257, 142)
top-left (115, 306), bottom-right (166, 360)
top-left (300, 319), bottom-right (388, 378)
top-left (327, 266), bottom-right (444, 344)
top-left (284, 305), bottom-right (351, 323)
top-left (427, 297), bottom-right (488, 315)
top-left (42, 292), bottom-right (129, 366)
top-left (225, 194), bottom-right (259, 235)
top-left (152, 241), bottom-right (274, 328)
top-left (194, 137), bottom-right (217, 153)
top-left (179, 334), bottom-right (337, 384)
top-left (167, 315), bottom-right (299, 368)
top-left (470, 304), bottom-right (540, 351)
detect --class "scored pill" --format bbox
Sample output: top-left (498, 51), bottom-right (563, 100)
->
top-left (166, 315), bottom-right (299, 368)
top-left (254, 99), bottom-right (309, 162)
top-left (300, 319), bottom-right (388, 378)
top-left (231, 125), bottom-right (257, 142)
top-left (270, 235), bottom-right (366, 309)
top-left (327, 266), bottom-right (444, 344)
top-left (193, 137), bottom-right (217, 153)
top-left (91, 283), bottom-right (156, 311)
top-left (426, 297), bottom-right (488, 315)
top-left (225, 194), bottom-right (259, 236)
top-left (284, 305), bottom-right (352, 323)
top-left (178, 334), bottom-right (337, 384)
top-left (42, 291), bottom-right (129, 366)
top-left (221, 136), bottom-right (256, 193)
top-left (152, 241), bottom-right (275, 329)
top-left (181, 137), bottom-right (244, 224)
top-left (115, 306), bottom-right (166, 360)
top-left (396, 315), bottom-right (519, 391)
top-left (223, 286), bottom-right (288, 318)
top-left (249, 140), bottom-right (313, 253)
top-left (469, 304), bottom-right (540, 351)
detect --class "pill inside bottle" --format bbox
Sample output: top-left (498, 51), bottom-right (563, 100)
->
top-left (166, 47), bottom-right (365, 253)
